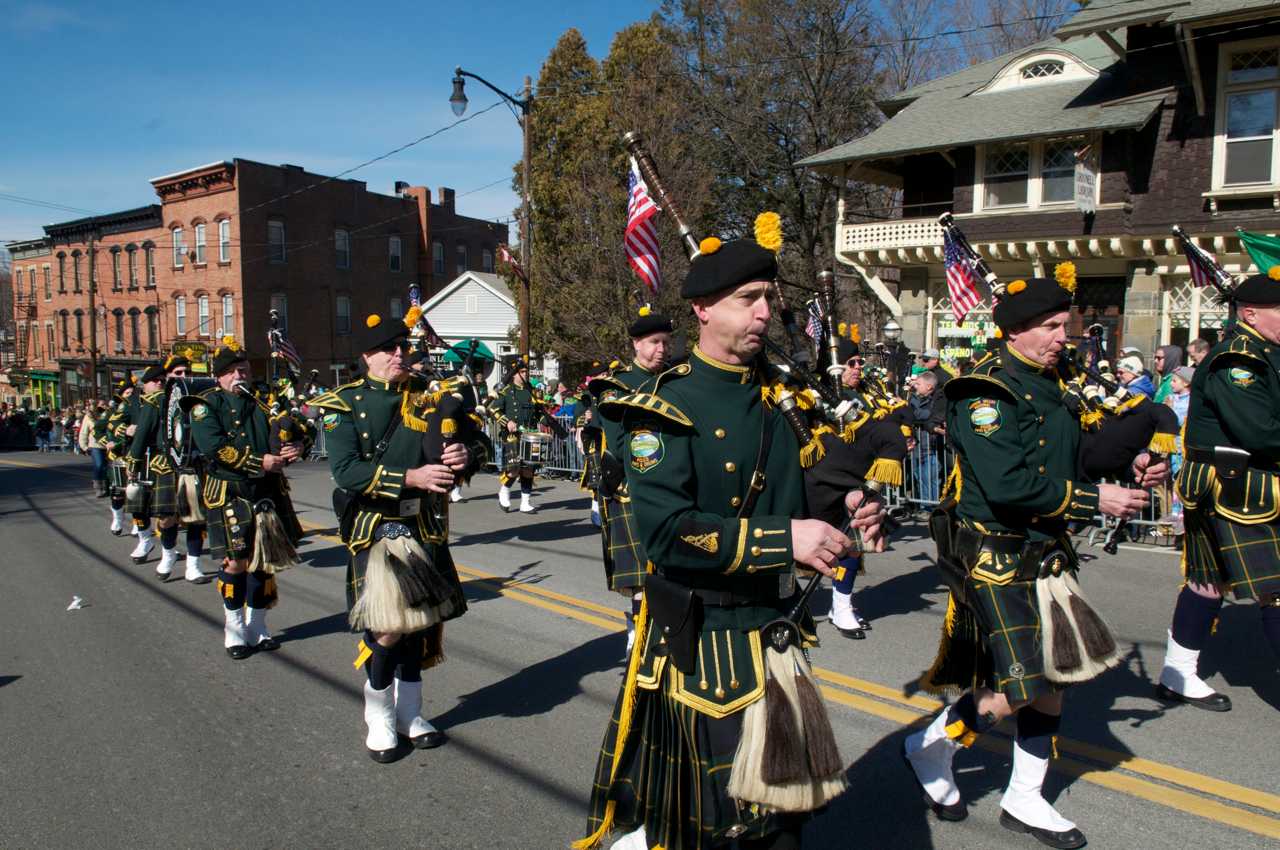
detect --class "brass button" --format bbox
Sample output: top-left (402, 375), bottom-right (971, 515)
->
top-left (714, 428), bottom-right (726, 439)
top-left (1038, 465), bottom-right (1046, 474)
top-left (746, 565), bottom-right (757, 573)
top-left (725, 462), bottom-right (736, 473)
top-left (1024, 393), bottom-right (1033, 400)
top-left (1031, 516), bottom-right (1039, 523)
top-left (730, 496), bottom-right (742, 508)
top-left (753, 528), bottom-right (763, 539)
top-left (1037, 416), bottom-right (1045, 424)
top-left (1038, 438), bottom-right (1047, 447)
top-left (751, 545), bottom-right (762, 556)
top-left (362, 432), bottom-right (370, 439)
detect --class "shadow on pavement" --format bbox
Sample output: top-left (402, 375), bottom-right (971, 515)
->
top-left (1200, 600), bottom-right (1280, 712)
top-left (459, 516), bottom-right (597, 546)
top-left (432, 631), bottom-right (621, 728)
top-left (0, 675), bottom-right (21, 688)
top-left (281, 612), bottom-right (350, 644)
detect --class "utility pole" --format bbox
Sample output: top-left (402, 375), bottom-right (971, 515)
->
top-left (87, 231), bottom-right (99, 403)
top-left (519, 74), bottom-right (532, 362)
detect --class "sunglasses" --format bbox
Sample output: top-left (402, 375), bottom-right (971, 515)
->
top-left (372, 342), bottom-right (410, 354)
top-left (846, 357), bottom-right (865, 366)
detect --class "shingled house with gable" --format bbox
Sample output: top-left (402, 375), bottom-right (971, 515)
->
top-left (799, 0), bottom-right (1280, 362)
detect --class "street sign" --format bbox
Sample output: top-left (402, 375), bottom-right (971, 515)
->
top-left (1074, 148), bottom-right (1097, 214)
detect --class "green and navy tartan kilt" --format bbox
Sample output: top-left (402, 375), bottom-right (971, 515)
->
top-left (1183, 509), bottom-right (1280, 600)
top-left (586, 682), bottom-right (783, 850)
top-left (603, 495), bottom-right (647, 594)
top-left (966, 577), bottom-right (1055, 704)
top-left (149, 468), bottom-right (178, 518)
top-left (205, 476), bottom-right (301, 564)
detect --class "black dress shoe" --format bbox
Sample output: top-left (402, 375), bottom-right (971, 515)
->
top-left (368, 746), bottom-right (399, 764)
top-left (187, 575), bottom-right (213, 585)
top-left (111, 528), bottom-right (123, 536)
top-left (836, 625), bottom-right (866, 640)
top-left (226, 645), bottom-right (253, 660)
top-left (407, 730), bottom-right (447, 750)
top-left (1156, 683), bottom-right (1232, 712)
top-left (255, 637), bottom-right (281, 652)
top-left (1000, 809), bottom-right (1086, 849)
top-left (901, 742), bottom-right (967, 822)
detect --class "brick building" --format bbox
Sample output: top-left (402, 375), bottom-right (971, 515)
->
top-left (4, 159), bottom-right (507, 406)
top-left (799, 0), bottom-right (1280, 363)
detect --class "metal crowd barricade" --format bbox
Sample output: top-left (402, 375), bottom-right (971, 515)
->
top-left (482, 415), bottom-right (586, 479)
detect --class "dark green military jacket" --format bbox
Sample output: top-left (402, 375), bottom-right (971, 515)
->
top-left (127, 389), bottom-right (173, 476)
top-left (1180, 321), bottom-right (1280, 523)
top-left (946, 345), bottom-right (1100, 550)
top-left (189, 387), bottom-right (273, 482)
top-left (491, 382), bottom-right (541, 430)
top-left (594, 361), bottom-right (661, 462)
top-left (311, 373), bottom-right (487, 552)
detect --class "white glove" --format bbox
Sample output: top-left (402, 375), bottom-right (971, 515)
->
top-left (834, 399), bottom-right (856, 420)
top-left (825, 363), bottom-right (845, 379)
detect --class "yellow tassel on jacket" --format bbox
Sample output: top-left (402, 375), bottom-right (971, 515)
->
top-left (866, 457), bottom-right (904, 488)
top-left (1148, 431), bottom-right (1179, 456)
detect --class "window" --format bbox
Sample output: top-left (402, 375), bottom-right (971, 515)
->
top-left (46, 324), bottom-right (54, 358)
top-left (456, 243), bottom-right (468, 275)
top-left (482, 247), bottom-right (494, 273)
top-left (16, 324), bottom-right (26, 360)
top-left (144, 243), bottom-right (156, 286)
top-left (389, 236), bottom-right (402, 272)
top-left (72, 251), bottom-right (82, 292)
top-left (28, 268), bottom-right (36, 301)
top-left (146, 308), bottom-right (159, 351)
top-left (218, 219), bottom-right (231, 262)
top-left (172, 226), bottom-right (185, 268)
top-left (113, 310), bottom-right (125, 353)
top-left (221, 294), bottom-right (234, 337)
top-left (60, 311), bottom-right (69, 350)
top-left (268, 219), bottom-right (286, 263)
top-left (42, 266), bottom-right (51, 300)
top-left (271, 293), bottom-right (288, 332)
top-left (335, 295), bottom-right (351, 335)
top-left (432, 240), bottom-right (445, 275)
top-left (111, 250), bottom-right (122, 290)
top-left (1216, 42), bottom-right (1280, 187)
top-left (978, 136), bottom-right (1088, 211)
top-left (129, 308), bottom-right (140, 351)
top-left (127, 246), bottom-right (137, 288)
top-left (335, 228), bottom-right (350, 269)
top-left (57, 253), bottom-right (66, 292)
top-left (198, 295), bottom-right (210, 336)
top-left (74, 309), bottom-right (84, 347)
top-left (194, 223), bottom-right (207, 264)
top-left (1021, 60), bottom-right (1064, 80)
top-left (175, 296), bottom-right (187, 335)
top-left (389, 297), bottom-right (404, 319)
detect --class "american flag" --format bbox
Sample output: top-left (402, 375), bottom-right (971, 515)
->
top-left (625, 157), bottom-right (661, 293)
top-left (269, 329), bottom-right (303, 372)
top-left (497, 244), bottom-right (526, 281)
top-left (943, 228), bottom-right (983, 322)
top-left (804, 299), bottom-right (824, 341)
top-left (1179, 233), bottom-right (1232, 292)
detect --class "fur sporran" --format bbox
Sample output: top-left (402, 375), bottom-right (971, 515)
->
top-left (348, 535), bottom-right (464, 633)
top-left (249, 499), bottom-right (299, 575)
top-left (1036, 569), bottom-right (1120, 683)
top-left (727, 644), bottom-right (847, 812)
top-left (176, 473), bottom-right (205, 524)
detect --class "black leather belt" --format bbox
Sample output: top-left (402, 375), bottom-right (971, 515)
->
top-left (1185, 446), bottom-right (1217, 463)
top-left (690, 587), bottom-right (766, 607)
top-left (1185, 445), bottom-right (1279, 474)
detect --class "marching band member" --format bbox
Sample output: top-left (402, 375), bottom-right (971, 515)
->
top-left (189, 337), bottom-right (304, 660)
top-left (490, 360), bottom-right (542, 513)
top-left (1160, 266), bottom-right (1280, 711)
top-left (310, 309), bottom-right (486, 762)
top-left (102, 378), bottom-right (134, 536)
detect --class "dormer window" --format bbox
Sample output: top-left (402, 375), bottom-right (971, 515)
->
top-left (1021, 60), bottom-right (1064, 80)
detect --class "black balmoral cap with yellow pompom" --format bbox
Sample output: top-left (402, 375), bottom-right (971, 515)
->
top-left (1232, 265), bottom-right (1280, 305)
top-left (627, 305), bottom-right (673, 338)
top-left (211, 335), bottom-right (250, 376)
top-left (991, 261), bottom-right (1077, 332)
top-left (680, 238), bottom-right (778, 299)
top-left (357, 305), bottom-right (421, 354)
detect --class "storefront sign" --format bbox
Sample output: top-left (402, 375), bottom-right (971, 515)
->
top-left (1074, 148), bottom-right (1097, 215)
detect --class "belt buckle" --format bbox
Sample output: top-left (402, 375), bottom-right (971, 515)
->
top-left (1039, 550), bottom-right (1069, 579)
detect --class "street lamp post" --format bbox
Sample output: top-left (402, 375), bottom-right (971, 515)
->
top-left (882, 319), bottom-right (905, 390)
top-left (450, 67), bottom-right (533, 362)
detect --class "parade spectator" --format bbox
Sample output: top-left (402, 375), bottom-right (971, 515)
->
top-left (1187, 337), bottom-right (1211, 365)
top-left (908, 371), bottom-right (945, 503)
top-left (1164, 365), bottom-right (1195, 530)
top-left (1152, 344), bottom-right (1184, 404)
top-left (35, 410), bottom-right (53, 452)
top-left (918, 347), bottom-right (951, 387)
top-left (1116, 355), bottom-right (1156, 398)
top-left (79, 402), bottom-right (109, 496)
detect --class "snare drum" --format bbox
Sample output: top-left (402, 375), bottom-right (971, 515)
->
top-left (108, 460), bottom-right (128, 492)
top-left (519, 431), bottom-right (551, 468)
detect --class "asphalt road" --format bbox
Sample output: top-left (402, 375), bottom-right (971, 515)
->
top-left (0, 452), bottom-right (1276, 850)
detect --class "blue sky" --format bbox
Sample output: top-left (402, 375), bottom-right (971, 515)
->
top-left (0, 0), bottom-right (660, 248)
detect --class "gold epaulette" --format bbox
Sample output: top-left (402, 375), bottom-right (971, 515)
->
top-left (142, 390), bottom-right (165, 406)
top-left (600, 391), bottom-right (692, 427)
top-left (1209, 334), bottom-right (1267, 368)
top-left (309, 380), bottom-right (363, 413)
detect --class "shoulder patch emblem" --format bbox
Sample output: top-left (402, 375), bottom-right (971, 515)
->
top-left (969, 398), bottom-right (1001, 437)
top-left (191, 403), bottom-right (209, 421)
top-left (322, 412), bottom-right (340, 432)
top-left (629, 429), bottom-right (664, 473)
top-left (1229, 366), bottom-right (1257, 388)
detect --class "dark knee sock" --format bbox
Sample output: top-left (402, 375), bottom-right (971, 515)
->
top-left (217, 570), bottom-right (247, 610)
top-left (631, 594), bottom-right (642, 617)
top-left (1171, 585), bottom-right (1223, 651)
top-left (832, 556), bottom-right (860, 594)
top-left (1261, 598), bottom-right (1280, 661)
top-left (520, 478), bottom-right (533, 495)
top-left (945, 692), bottom-right (997, 739)
top-left (246, 571), bottom-right (275, 609)
top-left (1015, 707), bottom-right (1061, 760)
top-left (364, 631), bottom-right (397, 690)
top-left (186, 525), bottom-right (205, 557)
top-left (160, 525), bottom-right (179, 549)
top-left (111, 494), bottom-right (125, 509)
top-left (395, 633), bottom-right (425, 683)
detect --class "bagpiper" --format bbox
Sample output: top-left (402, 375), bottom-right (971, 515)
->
top-left (588, 310), bottom-right (673, 652)
top-left (490, 360), bottom-right (543, 513)
top-left (1159, 266), bottom-right (1280, 711)
top-left (310, 308), bottom-right (486, 762)
top-left (905, 267), bottom-right (1166, 849)
top-left (101, 378), bottom-right (134, 536)
top-left (578, 231), bottom-right (887, 850)
top-left (189, 337), bottom-right (305, 660)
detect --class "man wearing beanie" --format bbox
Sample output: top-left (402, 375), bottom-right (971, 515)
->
top-left (1160, 266), bottom-right (1280, 713)
top-left (907, 269), bottom-right (1165, 849)
top-left (579, 232), bottom-right (887, 850)
top-left (588, 309), bottom-right (673, 654)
